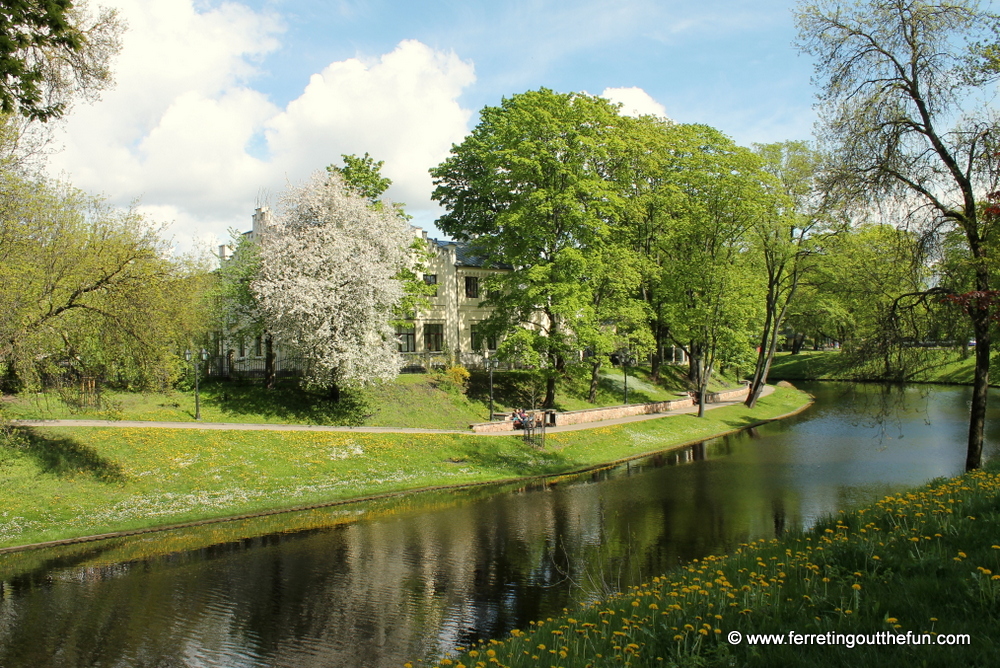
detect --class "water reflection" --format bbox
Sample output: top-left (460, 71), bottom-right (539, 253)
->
top-left (0, 382), bottom-right (996, 667)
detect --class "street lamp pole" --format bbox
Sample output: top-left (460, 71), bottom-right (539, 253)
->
top-left (185, 349), bottom-right (208, 420)
top-left (487, 356), bottom-right (498, 420)
top-left (622, 350), bottom-right (631, 406)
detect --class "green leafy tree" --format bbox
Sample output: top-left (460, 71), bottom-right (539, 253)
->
top-left (745, 141), bottom-right (826, 408)
top-left (431, 88), bottom-right (633, 408)
top-left (0, 0), bottom-right (123, 121)
top-left (796, 0), bottom-right (1000, 469)
top-left (327, 153), bottom-right (393, 206)
top-left (787, 224), bottom-right (930, 374)
top-left (0, 169), bottom-right (210, 391)
top-left (622, 123), bottom-right (771, 413)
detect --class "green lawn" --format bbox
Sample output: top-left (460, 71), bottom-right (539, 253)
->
top-left (0, 386), bottom-right (809, 550)
top-left (768, 349), bottom-right (988, 385)
top-left (2, 364), bottom-right (737, 429)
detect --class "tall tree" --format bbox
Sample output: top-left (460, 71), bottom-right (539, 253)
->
top-left (651, 128), bottom-right (769, 415)
top-left (252, 171), bottom-right (415, 400)
top-left (745, 141), bottom-right (825, 408)
top-left (796, 0), bottom-right (1000, 469)
top-left (430, 88), bottom-right (631, 408)
top-left (621, 122), bottom-right (771, 412)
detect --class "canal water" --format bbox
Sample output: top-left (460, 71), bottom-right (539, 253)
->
top-left (1, 382), bottom-right (997, 667)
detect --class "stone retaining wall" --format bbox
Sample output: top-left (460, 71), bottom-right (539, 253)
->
top-left (469, 385), bottom-right (750, 433)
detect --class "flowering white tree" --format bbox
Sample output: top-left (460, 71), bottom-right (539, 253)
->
top-left (253, 171), bottom-right (414, 398)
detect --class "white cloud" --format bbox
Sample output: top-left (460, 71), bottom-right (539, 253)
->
top-left (601, 86), bottom-right (671, 120)
top-left (47, 2), bottom-right (476, 251)
top-left (265, 39), bottom-right (476, 215)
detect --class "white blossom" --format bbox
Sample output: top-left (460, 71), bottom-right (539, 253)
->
top-left (253, 171), bottom-right (413, 389)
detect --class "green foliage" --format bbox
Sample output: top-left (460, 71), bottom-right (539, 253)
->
top-left (327, 152), bottom-right (393, 205)
top-left (0, 1), bottom-right (123, 121)
top-left (435, 364), bottom-right (471, 394)
top-left (214, 229), bottom-right (264, 338)
top-left (0, 168), bottom-right (213, 391)
top-left (635, 124), bottom-right (774, 397)
top-left (431, 89), bottom-right (645, 406)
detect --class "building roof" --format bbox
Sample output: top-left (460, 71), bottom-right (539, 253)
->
top-left (431, 239), bottom-right (512, 270)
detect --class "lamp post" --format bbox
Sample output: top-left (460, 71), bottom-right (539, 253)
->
top-left (486, 356), bottom-right (499, 420)
top-left (185, 348), bottom-right (208, 420)
top-left (622, 350), bottom-right (634, 406)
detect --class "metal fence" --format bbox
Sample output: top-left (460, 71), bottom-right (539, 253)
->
top-left (203, 355), bottom-right (306, 381)
top-left (398, 352), bottom-right (528, 372)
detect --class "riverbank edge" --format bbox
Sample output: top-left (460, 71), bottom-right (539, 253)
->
top-left (429, 462), bottom-right (1000, 668)
top-left (0, 390), bottom-right (814, 555)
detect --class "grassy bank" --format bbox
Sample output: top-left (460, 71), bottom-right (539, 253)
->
top-left (1, 366), bottom-right (729, 429)
top-left (768, 349), bottom-right (988, 385)
top-left (427, 464), bottom-right (1000, 668)
top-left (0, 387), bottom-right (808, 550)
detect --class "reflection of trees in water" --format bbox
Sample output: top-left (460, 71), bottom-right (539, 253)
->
top-left (827, 381), bottom-right (933, 447)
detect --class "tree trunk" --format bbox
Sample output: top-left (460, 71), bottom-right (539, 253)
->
top-left (687, 341), bottom-right (701, 387)
top-left (746, 299), bottom-right (775, 408)
top-left (790, 333), bottom-right (805, 355)
top-left (966, 307), bottom-right (990, 471)
top-left (697, 357), bottom-right (707, 418)
top-left (263, 333), bottom-right (275, 390)
top-left (747, 294), bottom-right (794, 409)
top-left (543, 353), bottom-right (564, 409)
top-left (650, 323), bottom-right (666, 382)
top-left (587, 360), bottom-right (601, 403)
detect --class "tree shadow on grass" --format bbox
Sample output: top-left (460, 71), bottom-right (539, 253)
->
top-left (719, 415), bottom-right (769, 430)
top-left (454, 439), bottom-right (576, 477)
top-left (198, 381), bottom-right (371, 426)
top-left (16, 428), bottom-right (126, 482)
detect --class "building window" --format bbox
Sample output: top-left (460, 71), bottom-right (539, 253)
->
top-left (397, 327), bottom-right (416, 353)
top-left (254, 335), bottom-right (263, 357)
top-left (465, 275), bottom-right (480, 299)
top-left (423, 273), bottom-right (438, 297)
top-left (470, 324), bottom-right (496, 351)
top-left (424, 323), bottom-right (444, 352)
top-left (238, 337), bottom-right (245, 358)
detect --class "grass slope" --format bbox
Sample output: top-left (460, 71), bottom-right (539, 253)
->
top-left (0, 387), bottom-right (808, 549)
top-left (1, 365), bottom-right (733, 429)
top-left (768, 349), bottom-right (987, 385)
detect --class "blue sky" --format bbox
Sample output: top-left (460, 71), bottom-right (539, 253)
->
top-left (47, 0), bottom-right (818, 251)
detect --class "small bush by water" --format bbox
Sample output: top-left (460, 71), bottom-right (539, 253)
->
top-left (421, 465), bottom-right (1000, 668)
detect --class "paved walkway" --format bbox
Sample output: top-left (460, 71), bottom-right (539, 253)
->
top-left (10, 385), bottom-right (774, 436)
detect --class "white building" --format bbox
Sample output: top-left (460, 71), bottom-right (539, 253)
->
top-left (216, 208), bottom-right (509, 375)
top-left (398, 231), bottom-right (509, 368)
